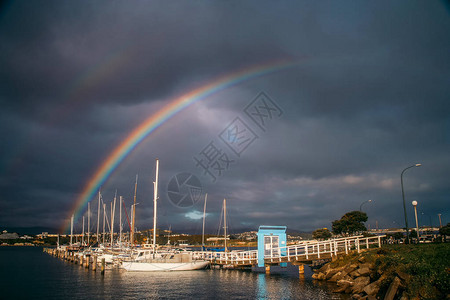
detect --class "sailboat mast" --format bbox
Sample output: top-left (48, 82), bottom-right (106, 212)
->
top-left (110, 203), bottom-right (113, 247)
top-left (70, 214), bottom-right (74, 246)
top-left (82, 216), bottom-right (85, 246)
top-left (87, 202), bottom-right (90, 245)
top-left (167, 225), bottom-right (171, 245)
top-left (103, 203), bottom-right (106, 245)
top-left (97, 190), bottom-right (101, 243)
top-left (202, 193), bottom-right (207, 248)
top-left (119, 196), bottom-right (123, 248)
top-left (130, 205), bottom-right (133, 247)
top-left (111, 193), bottom-right (116, 248)
top-left (153, 159), bottom-right (159, 250)
top-left (131, 175), bottom-right (138, 247)
top-left (223, 199), bottom-right (227, 253)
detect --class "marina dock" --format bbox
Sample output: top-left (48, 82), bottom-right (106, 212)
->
top-left (44, 234), bottom-right (385, 275)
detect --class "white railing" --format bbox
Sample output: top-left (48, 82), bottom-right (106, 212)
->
top-left (194, 235), bottom-right (385, 265)
top-left (267, 235), bottom-right (385, 262)
top-left (194, 249), bottom-right (258, 264)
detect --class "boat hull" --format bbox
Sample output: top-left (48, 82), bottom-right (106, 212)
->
top-left (121, 260), bottom-right (209, 272)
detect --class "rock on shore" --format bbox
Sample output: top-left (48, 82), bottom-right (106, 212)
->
top-left (312, 253), bottom-right (408, 300)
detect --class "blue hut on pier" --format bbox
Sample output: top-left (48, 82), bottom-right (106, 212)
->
top-left (257, 225), bottom-right (287, 267)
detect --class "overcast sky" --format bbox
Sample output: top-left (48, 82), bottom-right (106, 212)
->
top-left (1, 1), bottom-right (449, 235)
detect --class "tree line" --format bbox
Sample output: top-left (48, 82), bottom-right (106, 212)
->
top-left (312, 210), bottom-right (450, 241)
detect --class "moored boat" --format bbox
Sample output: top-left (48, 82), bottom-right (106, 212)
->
top-left (121, 252), bottom-right (209, 271)
top-left (120, 159), bottom-right (209, 271)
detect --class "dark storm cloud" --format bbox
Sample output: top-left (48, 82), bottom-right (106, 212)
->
top-left (0, 0), bottom-right (449, 233)
top-left (0, 0), bottom-right (289, 119)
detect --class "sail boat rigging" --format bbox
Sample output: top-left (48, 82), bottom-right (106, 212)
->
top-left (130, 175), bottom-right (138, 247)
top-left (120, 159), bottom-right (209, 271)
top-left (224, 199), bottom-right (227, 253)
top-left (153, 159), bottom-right (159, 252)
top-left (202, 193), bottom-right (207, 250)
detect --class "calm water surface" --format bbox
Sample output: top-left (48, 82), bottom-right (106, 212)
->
top-left (0, 247), bottom-right (347, 299)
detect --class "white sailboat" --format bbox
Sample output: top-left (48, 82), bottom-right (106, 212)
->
top-left (121, 159), bottom-right (209, 272)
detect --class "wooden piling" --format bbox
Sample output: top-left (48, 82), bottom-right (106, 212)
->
top-left (92, 255), bottom-right (97, 271)
top-left (101, 258), bottom-right (105, 275)
top-left (298, 264), bottom-right (305, 280)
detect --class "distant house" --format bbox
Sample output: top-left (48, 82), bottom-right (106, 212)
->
top-left (0, 230), bottom-right (19, 240)
top-left (37, 232), bottom-right (49, 239)
top-left (237, 231), bottom-right (257, 241)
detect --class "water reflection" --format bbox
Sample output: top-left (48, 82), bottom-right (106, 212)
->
top-left (1, 247), bottom-right (348, 300)
top-left (68, 265), bottom-right (348, 299)
top-left (257, 273), bottom-right (267, 299)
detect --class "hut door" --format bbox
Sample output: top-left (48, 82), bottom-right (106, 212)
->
top-left (264, 235), bottom-right (279, 257)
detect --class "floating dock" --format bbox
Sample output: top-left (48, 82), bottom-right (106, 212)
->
top-left (44, 234), bottom-right (385, 276)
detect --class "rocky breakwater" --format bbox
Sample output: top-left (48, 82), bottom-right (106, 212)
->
top-left (312, 252), bottom-right (410, 300)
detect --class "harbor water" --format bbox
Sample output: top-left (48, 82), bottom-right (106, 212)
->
top-left (0, 247), bottom-right (348, 299)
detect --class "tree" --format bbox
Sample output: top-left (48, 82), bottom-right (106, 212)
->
top-left (332, 211), bottom-right (368, 236)
top-left (312, 228), bottom-right (332, 240)
top-left (439, 223), bottom-right (450, 242)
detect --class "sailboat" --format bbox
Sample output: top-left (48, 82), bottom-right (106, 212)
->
top-left (121, 159), bottom-right (209, 271)
top-left (202, 198), bottom-right (229, 252)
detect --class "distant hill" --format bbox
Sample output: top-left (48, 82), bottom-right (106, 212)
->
top-left (155, 226), bottom-right (312, 237)
top-left (286, 228), bottom-right (313, 239)
top-left (1, 227), bottom-right (58, 235)
top-left (0, 226), bottom-right (313, 238)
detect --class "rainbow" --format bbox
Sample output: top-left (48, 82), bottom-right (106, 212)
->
top-left (61, 59), bottom-right (298, 233)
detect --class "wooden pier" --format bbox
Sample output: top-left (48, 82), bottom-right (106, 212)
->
top-left (43, 247), bottom-right (106, 274)
top-left (44, 235), bottom-right (385, 275)
top-left (194, 235), bottom-right (385, 270)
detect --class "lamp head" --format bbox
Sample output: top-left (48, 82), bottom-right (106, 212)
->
top-left (415, 163), bottom-right (422, 167)
top-left (412, 200), bottom-right (418, 206)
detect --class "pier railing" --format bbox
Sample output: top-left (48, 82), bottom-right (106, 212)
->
top-left (194, 235), bottom-right (385, 266)
top-left (45, 234), bottom-right (386, 268)
top-left (193, 249), bottom-right (258, 265)
top-left (265, 235), bottom-right (385, 263)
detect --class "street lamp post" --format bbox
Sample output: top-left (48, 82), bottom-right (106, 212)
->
top-left (360, 199), bottom-right (373, 212)
top-left (412, 201), bottom-right (419, 241)
top-left (401, 163), bottom-right (421, 244)
top-left (438, 214), bottom-right (442, 228)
